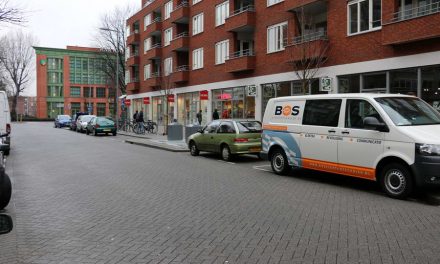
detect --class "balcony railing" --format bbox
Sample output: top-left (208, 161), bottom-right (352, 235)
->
top-left (151, 72), bottom-right (161, 78)
top-left (130, 77), bottom-right (139, 83)
top-left (151, 43), bottom-right (162, 49)
top-left (229, 5), bottom-right (255, 17)
top-left (175, 65), bottom-right (189, 72)
top-left (173, 1), bottom-right (188, 11)
top-left (227, 49), bottom-right (255, 60)
top-left (152, 17), bottom-right (162, 23)
top-left (390, 2), bottom-right (440, 22)
top-left (174, 32), bottom-right (189, 39)
top-left (291, 30), bottom-right (328, 45)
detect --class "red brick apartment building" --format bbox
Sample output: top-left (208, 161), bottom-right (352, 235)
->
top-left (125, 0), bottom-right (440, 125)
top-left (34, 46), bottom-right (115, 119)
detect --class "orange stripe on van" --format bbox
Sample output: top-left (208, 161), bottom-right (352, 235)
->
top-left (302, 158), bottom-right (376, 181)
top-left (262, 124), bottom-right (288, 131)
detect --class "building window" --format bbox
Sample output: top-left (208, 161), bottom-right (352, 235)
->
top-left (144, 14), bottom-right (152, 30)
top-left (48, 86), bottom-right (63, 97)
top-left (212, 87), bottom-right (255, 119)
top-left (96, 87), bottom-right (106, 98)
top-left (144, 64), bottom-right (151, 80)
top-left (215, 40), bottom-right (229, 65)
top-left (348, 0), bottom-right (382, 35)
top-left (144, 38), bottom-right (152, 53)
top-left (422, 66), bottom-right (440, 110)
top-left (164, 27), bottom-right (173, 46)
top-left (125, 70), bottom-right (130, 84)
top-left (267, 0), bottom-right (284, 7)
top-left (192, 48), bottom-right (204, 70)
top-left (97, 103), bottom-right (106, 116)
top-left (84, 87), bottom-right (94, 98)
top-left (48, 72), bottom-right (63, 84)
top-left (338, 75), bottom-right (361, 93)
top-left (267, 22), bottom-right (287, 53)
top-left (390, 68), bottom-right (418, 95)
top-left (47, 58), bottom-right (63, 70)
top-left (215, 1), bottom-right (229, 27)
top-left (193, 0), bottom-right (202, 4)
top-left (164, 57), bottom-right (173, 76)
top-left (71, 102), bottom-right (81, 116)
top-left (164, 1), bottom-right (173, 20)
top-left (364, 73), bottom-right (386, 92)
top-left (47, 102), bottom-right (64, 118)
top-left (70, 87), bottom-right (81, 97)
top-left (192, 13), bottom-right (204, 35)
top-left (126, 26), bottom-right (130, 36)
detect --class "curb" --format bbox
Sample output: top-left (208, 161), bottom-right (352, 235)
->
top-left (117, 131), bottom-right (151, 139)
top-left (124, 139), bottom-right (189, 153)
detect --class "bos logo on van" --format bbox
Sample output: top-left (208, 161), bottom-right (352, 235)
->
top-left (275, 105), bottom-right (300, 116)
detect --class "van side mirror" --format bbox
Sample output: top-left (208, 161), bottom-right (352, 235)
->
top-left (0, 214), bottom-right (13, 235)
top-left (363, 117), bottom-right (389, 132)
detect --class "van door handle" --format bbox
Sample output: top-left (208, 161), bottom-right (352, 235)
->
top-left (342, 131), bottom-right (350, 134)
top-left (328, 129), bottom-right (336, 133)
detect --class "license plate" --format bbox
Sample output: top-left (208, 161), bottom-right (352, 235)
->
top-left (249, 147), bottom-right (261, 152)
top-left (103, 129), bottom-right (111, 132)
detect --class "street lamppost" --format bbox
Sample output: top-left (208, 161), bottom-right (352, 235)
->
top-left (99, 27), bottom-right (121, 126)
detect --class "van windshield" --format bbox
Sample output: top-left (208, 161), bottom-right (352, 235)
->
top-left (375, 97), bottom-right (440, 126)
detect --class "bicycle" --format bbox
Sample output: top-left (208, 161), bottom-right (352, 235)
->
top-left (143, 120), bottom-right (157, 134)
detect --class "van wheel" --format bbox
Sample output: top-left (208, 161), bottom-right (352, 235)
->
top-left (380, 163), bottom-right (414, 199)
top-left (0, 173), bottom-right (12, 210)
top-left (189, 141), bottom-right (199, 156)
top-left (271, 149), bottom-right (290, 175)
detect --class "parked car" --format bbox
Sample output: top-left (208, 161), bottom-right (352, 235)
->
top-left (0, 134), bottom-right (11, 210)
top-left (76, 115), bottom-right (96, 133)
top-left (86, 117), bottom-right (117, 136)
top-left (0, 91), bottom-right (11, 156)
top-left (70, 112), bottom-right (87, 131)
top-left (188, 120), bottom-right (262, 161)
top-left (54, 115), bottom-right (71, 128)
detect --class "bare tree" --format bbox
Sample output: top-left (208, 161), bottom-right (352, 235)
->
top-left (157, 67), bottom-right (175, 135)
top-left (94, 5), bottom-right (135, 96)
top-left (287, 6), bottom-right (330, 94)
top-left (0, 0), bottom-right (25, 25)
top-left (0, 31), bottom-right (36, 119)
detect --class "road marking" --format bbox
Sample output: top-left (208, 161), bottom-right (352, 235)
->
top-left (253, 165), bottom-right (272, 172)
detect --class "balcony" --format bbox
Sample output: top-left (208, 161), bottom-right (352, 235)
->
top-left (285, 31), bottom-right (329, 63)
top-left (382, 3), bottom-right (440, 45)
top-left (170, 2), bottom-right (189, 24)
top-left (127, 30), bottom-right (140, 44)
top-left (170, 32), bottom-right (189, 51)
top-left (126, 53), bottom-right (140, 66)
top-left (126, 78), bottom-right (140, 91)
top-left (285, 0), bottom-right (321, 11)
top-left (145, 72), bottom-right (161, 87)
top-left (172, 66), bottom-right (189, 83)
top-left (146, 18), bottom-right (162, 37)
top-left (225, 6), bottom-right (255, 32)
top-left (145, 43), bottom-right (162, 60)
top-left (225, 50), bottom-right (256, 73)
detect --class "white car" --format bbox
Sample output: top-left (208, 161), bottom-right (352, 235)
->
top-left (76, 115), bottom-right (96, 133)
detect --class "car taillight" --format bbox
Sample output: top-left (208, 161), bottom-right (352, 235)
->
top-left (234, 138), bottom-right (248, 143)
top-left (6, 124), bottom-right (11, 134)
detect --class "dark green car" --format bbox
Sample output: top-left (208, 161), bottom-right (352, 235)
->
top-left (188, 120), bottom-right (262, 161)
top-left (86, 117), bottom-right (117, 136)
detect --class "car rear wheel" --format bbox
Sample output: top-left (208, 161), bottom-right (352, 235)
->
top-left (271, 148), bottom-right (290, 175)
top-left (380, 163), bottom-right (414, 199)
top-left (189, 141), bottom-right (199, 156)
top-left (221, 145), bottom-right (233, 161)
top-left (0, 173), bottom-right (12, 210)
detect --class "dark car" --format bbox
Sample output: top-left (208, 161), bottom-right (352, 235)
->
top-left (54, 115), bottom-right (71, 128)
top-left (86, 117), bottom-right (117, 136)
top-left (70, 112), bottom-right (88, 131)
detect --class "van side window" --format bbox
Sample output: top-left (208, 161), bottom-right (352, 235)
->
top-left (303, 99), bottom-right (342, 127)
top-left (345, 100), bottom-right (383, 129)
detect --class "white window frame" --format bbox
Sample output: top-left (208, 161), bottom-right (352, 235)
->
top-left (125, 70), bottom-right (130, 84)
top-left (267, 21), bottom-right (287, 53)
top-left (164, 57), bottom-right (173, 76)
top-left (126, 26), bottom-right (131, 36)
top-left (144, 64), bottom-right (151, 80)
top-left (215, 1), bottom-right (229, 27)
top-left (347, 0), bottom-right (382, 36)
top-left (164, 27), bottom-right (173, 46)
top-left (144, 14), bottom-right (152, 30)
top-left (192, 13), bottom-right (204, 36)
top-left (215, 40), bottom-right (229, 65)
top-left (192, 48), bottom-right (204, 70)
top-left (193, 0), bottom-right (202, 5)
top-left (267, 0), bottom-right (284, 7)
top-left (144, 38), bottom-right (152, 53)
top-left (164, 1), bottom-right (173, 20)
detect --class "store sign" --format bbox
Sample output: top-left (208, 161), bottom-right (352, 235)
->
top-left (320, 77), bottom-right (332, 92)
top-left (124, 99), bottom-right (131, 106)
top-left (167, 94), bottom-right (175, 103)
top-left (143, 97), bottom-right (150, 105)
top-left (246, 85), bottom-right (257, 97)
top-left (200, 90), bottom-right (208, 100)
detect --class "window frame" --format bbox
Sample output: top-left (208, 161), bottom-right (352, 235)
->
top-left (267, 21), bottom-right (288, 54)
top-left (192, 48), bottom-right (204, 70)
top-left (215, 1), bottom-right (230, 27)
top-left (144, 64), bottom-right (151, 80)
top-left (164, 1), bottom-right (173, 20)
top-left (192, 13), bottom-right (204, 36)
top-left (215, 39), bottom-right (230, 65)
top-left (347, 0), bottom-right (382, 36)
top-left (164, 27), bottom-right (173, 46)
top-left (144, 14), bottom-right (152, 30)
top-left (164, 57), bottom-right (173, 76)
top-left (193, 0), bottom-right (202, 5)
top-left (267, 0), bottom-right (284, 7)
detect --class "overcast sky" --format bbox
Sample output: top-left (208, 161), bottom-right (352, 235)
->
top-left (1, 0), bottom-right (140, 95)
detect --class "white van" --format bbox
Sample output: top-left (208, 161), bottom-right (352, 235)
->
top-left (0, 91), bottom-right (11, 155)
top-left (261, 94), bottom-right (440, 199)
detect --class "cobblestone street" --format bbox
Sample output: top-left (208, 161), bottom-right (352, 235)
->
top-left (1, 122), bottom-right (440, 264)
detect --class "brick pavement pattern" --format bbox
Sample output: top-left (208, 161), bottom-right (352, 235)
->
top-left (1, 122), bottom-right (440, 264)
